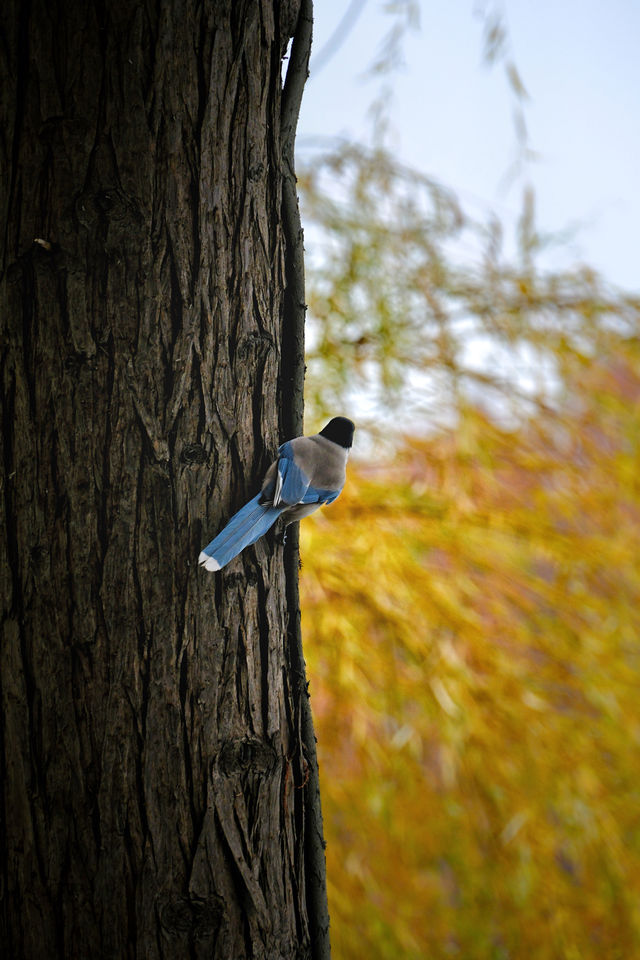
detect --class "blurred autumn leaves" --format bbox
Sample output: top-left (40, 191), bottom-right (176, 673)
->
top-left (297, 144), bottom-right (640, 958)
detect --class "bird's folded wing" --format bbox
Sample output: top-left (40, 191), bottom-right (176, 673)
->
top-left (274, 454), bottom-right (311, 506)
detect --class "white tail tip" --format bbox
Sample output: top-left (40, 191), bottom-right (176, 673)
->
top-left (198, 551), bottom-right (221, 572)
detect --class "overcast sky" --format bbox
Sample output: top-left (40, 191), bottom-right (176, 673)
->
top-left (297, 0), bottom-right (640, 291)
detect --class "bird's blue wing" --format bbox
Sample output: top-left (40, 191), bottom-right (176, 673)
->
top-left (274, 443), bottom-right (311, 506)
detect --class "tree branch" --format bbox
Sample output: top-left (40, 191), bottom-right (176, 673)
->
top-left (281, 0), bottom-right (312, 441)
top-left (281, 4), bottom-right (332, 960)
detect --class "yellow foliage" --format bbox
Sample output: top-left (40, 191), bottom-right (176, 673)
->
top-left (300, 341), bottom-right (640, 959)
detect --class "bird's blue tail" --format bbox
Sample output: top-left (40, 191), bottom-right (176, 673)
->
top-left (198, 494), bottom-right (283, 571)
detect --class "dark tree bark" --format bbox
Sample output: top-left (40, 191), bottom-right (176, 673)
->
top-left (0, 1), bottom-right (328, 958)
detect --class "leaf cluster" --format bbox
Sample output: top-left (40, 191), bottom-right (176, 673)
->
top-left (299, 143), bottom-right (639, 442)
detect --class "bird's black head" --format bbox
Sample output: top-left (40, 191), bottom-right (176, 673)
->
top-left (319, 417), bottom-right (355, 449)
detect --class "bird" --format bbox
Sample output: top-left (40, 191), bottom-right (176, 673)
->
top-left (198, 417), bottom-right (354, 571)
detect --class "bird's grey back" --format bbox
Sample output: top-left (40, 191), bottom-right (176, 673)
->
top-left (289, 434), bottom-right (348, 490)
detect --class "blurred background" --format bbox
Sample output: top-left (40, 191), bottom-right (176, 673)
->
top-left (294, 2), bottom-right (640, 957)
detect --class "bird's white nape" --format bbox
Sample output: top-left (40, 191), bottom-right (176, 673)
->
top-left (198, 550), bottom-right (221, 571)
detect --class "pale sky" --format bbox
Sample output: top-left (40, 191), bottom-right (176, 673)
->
top-left (297, 0), bottom-right (640, 291)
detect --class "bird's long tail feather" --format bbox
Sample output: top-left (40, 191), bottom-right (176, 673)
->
top-left (198, 494), bottom-right (282, 571)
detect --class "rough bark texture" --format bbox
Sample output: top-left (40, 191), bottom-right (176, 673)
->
top-left (0, 1), bottom-right (326, 958)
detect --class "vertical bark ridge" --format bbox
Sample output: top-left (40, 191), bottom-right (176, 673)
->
top-left (281, 3), bottom-right (332, 959)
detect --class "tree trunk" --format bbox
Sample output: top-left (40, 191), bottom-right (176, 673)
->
top-left (0, 1), bottom-right (328, 957)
